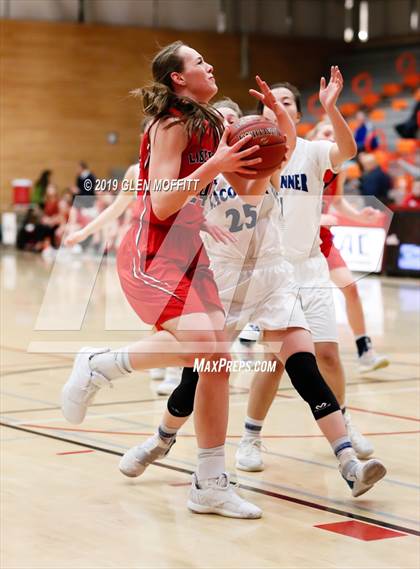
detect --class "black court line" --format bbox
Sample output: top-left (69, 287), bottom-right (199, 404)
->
top-left (1, 421), bottom-right (418, 538)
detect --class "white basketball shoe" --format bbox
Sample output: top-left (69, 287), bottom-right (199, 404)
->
top-left (119, 434), bottom-right (175, 477)
top-left (149, 368), bottom-right (165, 381)
top-left (343, 410), bottom-right (374, 459)
top-left (188, 472), bottom-right (262, 518)
top-left (235, 437), bottom-right (265, 472)
top-left (155, 367), bottom-right (182, 396)
top-left (61, 347), bottom-right (113, 424)
top-left (340, 457), bottom-right (386, 497)
top-left (359, 349), bottom-right (390, 374)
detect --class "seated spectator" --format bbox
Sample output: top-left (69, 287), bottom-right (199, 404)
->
top-left (354, 111), bottom-right (379, 152)
top-left (358, 152), bottom-right (392, 204)
top-left (16, 207), bottom-right (55, 252)
top-left (31, 170), bottom-right (52, 207)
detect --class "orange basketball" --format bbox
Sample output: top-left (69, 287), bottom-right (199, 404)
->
top-left (227, 115), bottom-right (287, 179)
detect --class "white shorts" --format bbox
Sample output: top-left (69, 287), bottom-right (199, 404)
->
top-left (291, 255), bottom-right (338, 343)
top-left (211, 258), bottom-right (309, 333)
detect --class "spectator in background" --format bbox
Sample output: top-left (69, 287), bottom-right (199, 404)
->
top-left (358, 152), bottom-right (392, 204)
top-left (354, 111), bottom-right (379, 152)
top-left (75, 161), bottom-right (96, 207)
top-left (395, 92), bottom-right (420, 139)
top-left (31, 170), bottom-right (51, 207)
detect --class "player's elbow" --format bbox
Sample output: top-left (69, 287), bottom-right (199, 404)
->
top-left (346, 139), bottom-right (357, 160)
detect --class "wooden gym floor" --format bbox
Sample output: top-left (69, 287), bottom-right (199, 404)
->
top-left (1, 250), bottom-right (419, 568)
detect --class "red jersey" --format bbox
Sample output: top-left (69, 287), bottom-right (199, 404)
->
top-left (116, 110), bottom-right (223, 329)
top-left (133, 115), bottom-right (216, 273)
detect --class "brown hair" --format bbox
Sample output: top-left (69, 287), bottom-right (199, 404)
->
top-left (256, 82), bottom-right (302, 115)
top-left (134, 41), bottom-right (223, 142)
top-left (213, 97), bottom-right (243, 118)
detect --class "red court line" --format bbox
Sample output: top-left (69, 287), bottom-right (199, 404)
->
top-left (56, 449), bottom-right (94, 455)
top-left (19, 424), bottom-right (420, 439)
top-left (315, 520), bottom-right (407, 541)
top-left (348, 406), bottom-right (420, 423)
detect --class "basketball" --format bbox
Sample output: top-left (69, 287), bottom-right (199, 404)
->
top-left (227, 115), bottom-right (287, 179)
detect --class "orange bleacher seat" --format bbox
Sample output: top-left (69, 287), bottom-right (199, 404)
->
top-left (347, 119), bottom-right (358, 131)
top-left (369, 109), bottom-right (385, 121)
top-left (382, 83), bottom-right (403, 97)
top-left (361, 93), bottom-right (380, 108)
top-left (392, 98), bottom-right (409, 111)
top-left (296, 122), bottom-right (314, 137)
top-left (345, 163), bottom-right (361, 179)
top-left (403, 73), bottom-right (420, 89)
top-left (339, 102), bottom-right (359, 117)
top-left (373, 149), bottom-right (390, 169)
top-left (396, 139), bottom-right (417, 154)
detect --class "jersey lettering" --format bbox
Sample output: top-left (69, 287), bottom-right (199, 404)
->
top-left (280, 173), bottom-right (308, 192)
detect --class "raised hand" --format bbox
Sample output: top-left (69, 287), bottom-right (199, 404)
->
top-left (249, 75), bottom-right (286, 124)
top-left (64, 229), bottom-right (87, 247)
top-left (319, 66), bottom-right (344, 112)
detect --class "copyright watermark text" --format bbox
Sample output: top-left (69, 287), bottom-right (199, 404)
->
top-left (84, 178), bottom-right (199, 193)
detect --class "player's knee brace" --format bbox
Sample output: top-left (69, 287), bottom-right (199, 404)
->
top-left (167, 367), bottom-right (199, 417)
top-left (285, 352), bottom-right (340, 420)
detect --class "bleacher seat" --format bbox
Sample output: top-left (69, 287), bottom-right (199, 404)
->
top-left (297, 123), bottom-right (314, 137)
top-left (361, 92), bottom-right (381, 108)
top-left (345, 163), bottom-right (361, 179)
top-left (392, 99), bottom-right (409, 111)
top-left (339, 102), bottom-right (359, 117)
top-left (369, 109), bottom-right (386, 121)
top-left (396, 139), bottom-right (418, 154)
top-left (403, 73), bottom-right (420, 89)
top-left (382, 83), bottom-right (403, 97)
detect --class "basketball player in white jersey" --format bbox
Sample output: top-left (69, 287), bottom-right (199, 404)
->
top-left (119, 85), bottom-right (387, 499)
top-left (234, 70), bottom-right (378, 472)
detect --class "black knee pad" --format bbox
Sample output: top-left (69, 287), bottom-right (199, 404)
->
top-left (167, 367), bottom-right (199, 417)
top-left (285, 352), bottom-right (340, 420)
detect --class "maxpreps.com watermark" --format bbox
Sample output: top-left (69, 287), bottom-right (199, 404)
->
top-left (193, 358), bottom-right (277, 374)
top-left (85, 178), bottom-right (199, 193)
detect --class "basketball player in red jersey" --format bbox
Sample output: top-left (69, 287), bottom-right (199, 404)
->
top-left (312, 121), bottom-right (390, 374)
top-left (61, 41), bottom-right (266, 518)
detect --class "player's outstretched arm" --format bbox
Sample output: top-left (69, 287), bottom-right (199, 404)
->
top-left (319, 66), bottom-right (357, 170)
top-left (64, 186), bottom-right (134, 247)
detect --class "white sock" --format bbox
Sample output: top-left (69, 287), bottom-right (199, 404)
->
top-left (243, 416), bottom-right (264, 439)
top-left (89, 347), bottom-right (133, 381)
top-left (197, 445), bottom-right (225, 482)
top-left (157, 423), bottom-right (178, 446)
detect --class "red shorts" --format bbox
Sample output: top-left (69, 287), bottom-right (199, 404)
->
top-left (320, 227), bottom-right (347, 271)
top-left (117, 225), bottom-right (223, 330)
